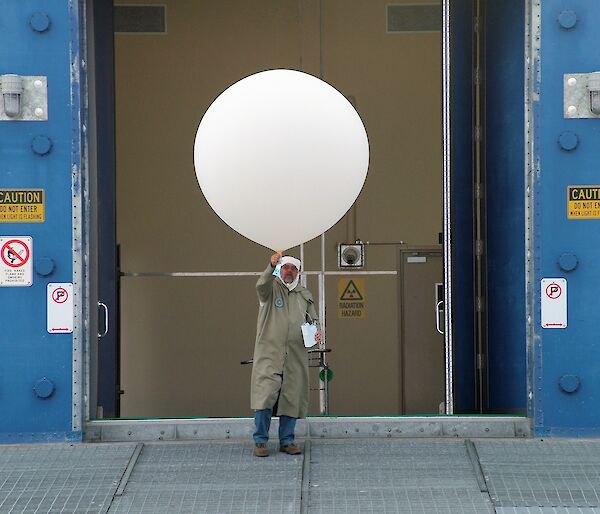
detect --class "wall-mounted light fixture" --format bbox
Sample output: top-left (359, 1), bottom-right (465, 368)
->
top-left (338, 242), bottom-right (365, 269)
top-left (1, 74), bottom-right (24, 118)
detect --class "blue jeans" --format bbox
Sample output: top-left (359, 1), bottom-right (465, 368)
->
top-left (253, 408), bottom-right (297, 446)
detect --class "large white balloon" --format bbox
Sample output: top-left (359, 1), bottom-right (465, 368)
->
top-left (194, 69), bottom-right (369, 251)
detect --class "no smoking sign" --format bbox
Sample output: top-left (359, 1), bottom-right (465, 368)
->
top-left (0, 236), bottom-right (32, 286)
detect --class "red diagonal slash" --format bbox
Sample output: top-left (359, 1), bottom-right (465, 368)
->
top-left (6, 244), bottom-right (26, 264)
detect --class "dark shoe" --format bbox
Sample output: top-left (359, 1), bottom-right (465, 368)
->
top-left (279, 443), bottom-right (301, 455)
top-left (254, 443), bottom-right (269, 457)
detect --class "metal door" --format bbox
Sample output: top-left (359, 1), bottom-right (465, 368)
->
top-left (443, 0), bottom-right (478, 414)
top-left (88, 0), bottom-right (121, 419)
top-left (399, 249), bottom-right (444, 414)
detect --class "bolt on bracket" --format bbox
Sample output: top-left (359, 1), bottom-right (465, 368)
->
top-left (564, 72), bottom-right (600, 119)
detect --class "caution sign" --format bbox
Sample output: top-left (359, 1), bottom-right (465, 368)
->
top-left (0, 236), bottom-right (33, 286)
top-left (0, 189), bottom-right (45, 223)
top-left (568, 186), bottom-right (600, 219)
top-left (338, 278), bottom-right (366, 319)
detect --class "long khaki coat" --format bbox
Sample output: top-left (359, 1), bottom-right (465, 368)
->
top-left (250, 264), bottom-right (318, 418)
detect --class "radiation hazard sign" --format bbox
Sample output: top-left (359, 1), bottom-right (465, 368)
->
top-left (338, 278), bottom-right (365, 319)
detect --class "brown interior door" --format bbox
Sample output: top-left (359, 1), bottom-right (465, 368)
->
top-left (399, 248), bottom-right (444, 414)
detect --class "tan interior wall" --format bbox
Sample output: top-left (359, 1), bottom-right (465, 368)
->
top-left (114, 0), bottom-right (441, 418)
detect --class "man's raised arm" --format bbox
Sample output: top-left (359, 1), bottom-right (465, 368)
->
top-left (256, 251), bottom-right (282, 302)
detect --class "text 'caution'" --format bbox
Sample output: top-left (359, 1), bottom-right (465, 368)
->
top-left (0, 189), bottom-right (45, 223)
top-left (568, 186), bottom-right (600, 219)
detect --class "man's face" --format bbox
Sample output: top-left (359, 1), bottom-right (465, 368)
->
top-left (280, 263), bottom-right (299, 284)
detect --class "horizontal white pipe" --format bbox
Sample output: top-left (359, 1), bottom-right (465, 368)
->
top-left (122, 271), bottom-right (398, 277)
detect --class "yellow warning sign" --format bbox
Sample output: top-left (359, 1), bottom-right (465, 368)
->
top-left (0, 189), bottom-right (45, 223)
top-left (568, 186), bottom-right (600, 219)
top-left (338, 278), bottom-right (366, 319)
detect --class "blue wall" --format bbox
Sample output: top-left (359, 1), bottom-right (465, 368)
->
top-left (450, 0), bottom-right (477, 414)
top-left (485, 0), bottom-right (527, 413)
top-left (534, 0), bottom-right (600, 436)
top-left (0, 2), bottom-right (81, 442)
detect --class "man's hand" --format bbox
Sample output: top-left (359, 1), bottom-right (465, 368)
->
top-left (270, 251), bottom-right (283, 267)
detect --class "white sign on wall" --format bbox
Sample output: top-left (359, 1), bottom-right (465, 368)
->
top-left (0, 236), bottom-right (32, 286)
top-left (47, 283), bottom-right (74, 333)
top-left (541, 278), bottom-right (567, 329)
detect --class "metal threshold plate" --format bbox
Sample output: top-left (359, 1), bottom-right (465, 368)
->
top-left (85, 416), bottom-right (530, 442)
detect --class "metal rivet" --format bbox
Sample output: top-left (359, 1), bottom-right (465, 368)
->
top-left (558, 131), bottom-right (579, 151)
top-left (29, 12), bottom-right (51, 33)
top-left (558, 252), bottom-right (578, 272)
top-left (567, 77), bottom-right (577, 87)
top-left (567, 105), bottom-right (577, 116)
top-left (559, 374), bottom-right (580, 393)
top-left (34, 107), bottom-right (44, 118)
top-left (33, 378), bottom-right (55, 399)
top-left (558, 10), bottom-right (577, 30)
top-left (31, 135), bottom-right (53, 156)
top-left (33, 80), bottom-right (43, 88)
top-left (35, 257), bottom-right (55, 276)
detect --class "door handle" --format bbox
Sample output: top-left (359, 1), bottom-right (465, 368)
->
top-left (98, 301), bottom-right (109, 338)
top-left (435, 300), bottom-right (444, 335)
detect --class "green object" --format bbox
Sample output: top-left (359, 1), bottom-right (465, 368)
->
top-left (319, 368), bottom-right (334, 382)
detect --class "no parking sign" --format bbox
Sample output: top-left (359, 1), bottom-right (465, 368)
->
top-left (47, 283), bottom-right (73, 333)
top-left (0, 236), bottom-right (32, 286)
top-left (541, 278), bottom-right (567, 329)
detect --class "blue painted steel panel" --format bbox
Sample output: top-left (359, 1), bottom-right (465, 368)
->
top-left (450, 0), bottom-right (477, 413)
top-left (0, 2), bottom-right (82, 441)
top-left (485, 0), bottom-right (527, 413)
top-left (534, 0), bottom-right (600, 435)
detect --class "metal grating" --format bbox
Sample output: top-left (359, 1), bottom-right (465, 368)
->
top-left (0, 443), bottom-right (137, 514)
top-left (496, 509), bottom-right (600, 514)
top-left (307, 439), bottom-right (494, 513)
top-left (114, 5), bottom-right (166, 33)
top-left (387, 4), bottom-right (442, 33)
top-left (476, 440), bottom-right (600, 508)
top-left (108, 441), bottom-right (303, 513)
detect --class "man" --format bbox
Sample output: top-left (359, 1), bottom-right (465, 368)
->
top-left (251, 251), bottom-right (320, 457)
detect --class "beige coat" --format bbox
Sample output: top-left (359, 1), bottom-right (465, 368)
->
top-left (250, 264), bottom-right (318, 418)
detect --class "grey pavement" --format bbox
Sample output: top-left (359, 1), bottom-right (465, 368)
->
top-left (2, 438), bottom-right (600, 513)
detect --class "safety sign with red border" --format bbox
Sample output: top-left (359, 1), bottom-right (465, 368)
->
top-left (0, 236), bottom-right (33, 286)
top-left (541, 278), bottom-right (567, 329)
top-left (48, 283), bottom-right (74, 333)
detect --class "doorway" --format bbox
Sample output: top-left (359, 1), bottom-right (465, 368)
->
top-left (90, 0), bottom-right (478, 420)
top-left (398, 248), bottom-right (444, 414)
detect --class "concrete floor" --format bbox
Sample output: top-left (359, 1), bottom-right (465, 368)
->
top-left (2, 438), bottom-right (600, 513)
